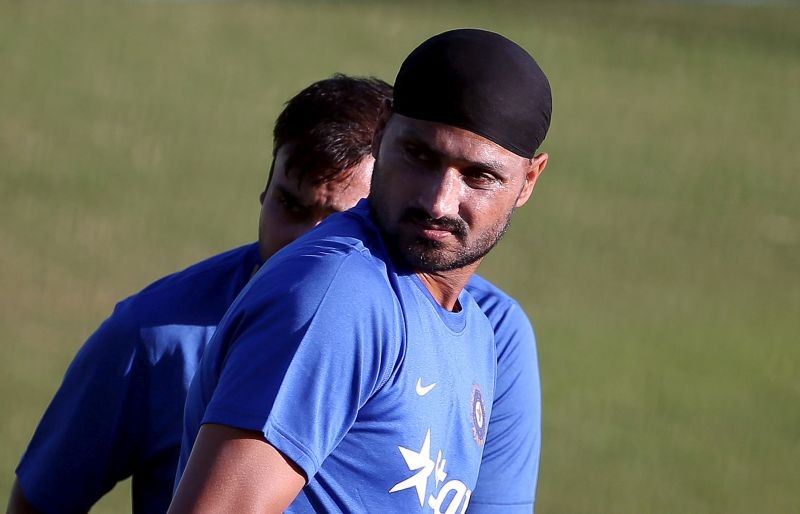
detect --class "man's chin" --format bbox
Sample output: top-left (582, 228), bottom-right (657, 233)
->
top-left (401, 244), bottom-right (469, 273)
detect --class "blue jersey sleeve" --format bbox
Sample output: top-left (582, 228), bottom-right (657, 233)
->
top-left (15, 304), bottom-right (145, 514)
top-left (201, 249), bottom-right (402, 481)
top-left (468, 299), bottom-right (541, 513)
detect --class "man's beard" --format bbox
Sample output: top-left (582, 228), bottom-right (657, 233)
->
top-left (396, 206), bottom-right (513, 272)
top-left (370, 163), bottom-right (516, 273)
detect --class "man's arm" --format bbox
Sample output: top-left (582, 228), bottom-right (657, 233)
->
top-left (171, 251), bottom-right (401, 510)
top-left (11, 307), bottom-right (142, 513)
top-left (169, 424), bottom-right (305, 514)
top-left (6, 480), bottom-right (46, 514)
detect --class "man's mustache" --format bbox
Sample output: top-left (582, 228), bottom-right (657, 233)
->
top-left (400, 207), bottom-right (467, 238)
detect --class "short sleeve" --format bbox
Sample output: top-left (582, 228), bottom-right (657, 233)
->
top-left (468, 301), bottom-right (541, 513)
top-left (16, 305), bottom-right (145, 514)
top-left (201, 250), bottom-right (401, 480)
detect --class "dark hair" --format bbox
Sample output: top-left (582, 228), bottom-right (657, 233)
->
top-left (268, 74), bottom-right (393, 187)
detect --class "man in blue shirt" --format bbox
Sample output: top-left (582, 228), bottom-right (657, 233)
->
top-left (9, 75), bottom-right (392, 514)
top-left (11, 43), bottom-right (545, 512)
top-left (170, 29), bottom-right (550, 513)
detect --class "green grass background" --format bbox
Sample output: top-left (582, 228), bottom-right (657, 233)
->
top-left (1, 1), bottom-right (798, 512)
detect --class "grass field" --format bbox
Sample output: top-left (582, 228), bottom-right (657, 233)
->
top-left (1, 1), bottom-right (798, 512)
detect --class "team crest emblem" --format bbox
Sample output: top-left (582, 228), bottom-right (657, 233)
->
top-left (470, 383), bottom-right (487, 446)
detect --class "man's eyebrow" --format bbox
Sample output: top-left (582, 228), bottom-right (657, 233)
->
top-left (470, 158), bottom-right (507, 176)
top-left (396, 131), bottom-right (509, 176)
top-left (396, 132), bottom-right (435, 150)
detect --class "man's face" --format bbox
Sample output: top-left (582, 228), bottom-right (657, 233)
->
top-left (258, 145), bottom-right (373, 261)
top-left (369, 113), bottom-right (545, 273)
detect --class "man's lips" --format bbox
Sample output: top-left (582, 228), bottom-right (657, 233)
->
top-left (407, 218), bottom-right (454, 240)
top-left (398, 208), bottom-right (467, 240)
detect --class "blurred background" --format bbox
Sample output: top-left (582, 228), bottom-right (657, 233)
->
top-left (1, 1), bottom-right (798, 512)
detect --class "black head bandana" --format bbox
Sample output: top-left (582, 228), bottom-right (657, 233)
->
top-left (393, 28), bottom-right (552, 159)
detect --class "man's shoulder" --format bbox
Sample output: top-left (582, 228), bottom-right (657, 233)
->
top-left (466, 274), bottom-right (520, 313)
top-left (95, 243), bottom-right (260, 359)
top-left (287, 200), bottom-right (383, 256)
top-left (253, 234), bottom-right (393, 314)
top-left (133, 243), bottom-right (260, 300)
top-left (264, 203), bottom-right (390, 286)
top-left (465, 274), bottom-right (536, 352)
top-left (118, 243), bottom-right (259, 316)
top-left (238, 209), bottom-right (399, 335)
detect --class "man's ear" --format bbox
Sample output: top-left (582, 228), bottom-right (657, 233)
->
top-left (371, 99), bottom-right (393, 159)
top-left (515, 152), bottom-right (549, 208)
top-left (260, 159), bottom-right (276, 204)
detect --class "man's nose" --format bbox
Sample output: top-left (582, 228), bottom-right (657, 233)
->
top-left (419, 168), bottom-right (460, 219)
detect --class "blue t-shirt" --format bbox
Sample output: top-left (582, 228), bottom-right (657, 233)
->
top-left (16, 212), bottom-right (542, 514)
top-left (465, 276), bottom-right (542, 513)
top-left (178, 201), bottom-right (498, 512)
top-left (15, 243), bottom-right (262, 514)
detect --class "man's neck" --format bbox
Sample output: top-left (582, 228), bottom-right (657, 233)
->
top-left (416, 261), bottom-right (480, 312)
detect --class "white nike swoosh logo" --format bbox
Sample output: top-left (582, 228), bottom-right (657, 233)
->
top-left (415, 378), bottom-right (437, 396)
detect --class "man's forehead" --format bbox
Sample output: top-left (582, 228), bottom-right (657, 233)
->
top-left (276, 163), bottom-right (371, 211)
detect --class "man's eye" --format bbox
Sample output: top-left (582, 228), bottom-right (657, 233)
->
top-left (405, 145), bottom-right (433, 164)
top-left (279, 196), bottom-right (304, 215)
top-left (463, 170), bottom-right (498, 188)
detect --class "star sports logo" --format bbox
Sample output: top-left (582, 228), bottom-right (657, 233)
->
top-left (389, 430), bottom-right (473, 513)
